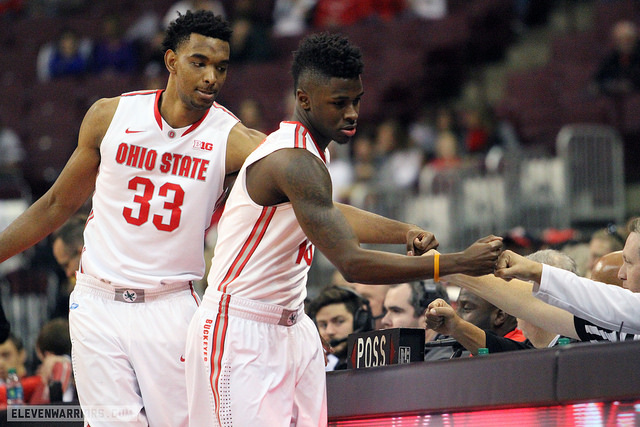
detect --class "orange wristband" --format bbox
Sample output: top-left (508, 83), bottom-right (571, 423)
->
top-left (433, 252), bottom-right (440, 282)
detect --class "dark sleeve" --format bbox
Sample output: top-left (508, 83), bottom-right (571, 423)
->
top-left (484, 330), bottom-right (534, 353)
top-left (573, 315), bottom-right (623, 342)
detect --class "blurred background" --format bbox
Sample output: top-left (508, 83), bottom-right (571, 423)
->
top-left (0, 0), bottom-right (639, 367)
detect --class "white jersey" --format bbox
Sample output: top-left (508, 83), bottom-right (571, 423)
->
top-left (206, 121), bottom-right (329, 309)
top-left (82, 90), bottom-right (239, 289)
top-left (536, 264), bottom-right (640, 334)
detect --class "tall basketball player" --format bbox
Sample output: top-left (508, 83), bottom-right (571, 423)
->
top-left (185, 32), bottom-right (502, 426)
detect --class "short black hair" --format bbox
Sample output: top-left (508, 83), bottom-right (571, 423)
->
top-left (291, 32), bottom-right (363, 90)
top-left (162, 10), bottom-right (232, 54)
top-left (307, 285), bottom-right (364, 321)
top-left (36, 318), bottom-right (71, 356)
top-left (52, 214), bottom-right (85, 254)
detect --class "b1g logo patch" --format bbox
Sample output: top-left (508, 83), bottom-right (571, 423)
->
top-left (193, 140), bottom-right (213, 151)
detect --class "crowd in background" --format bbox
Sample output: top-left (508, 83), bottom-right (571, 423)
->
top-left (0, 0), bottom-right (639, 408)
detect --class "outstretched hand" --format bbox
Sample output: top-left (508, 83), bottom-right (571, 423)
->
top-left (407, 229), bottom-right (439, 256)
top-left (460, 235), bottom-right (503, 276)
top-left (494, 250), bottom-right (543, 283)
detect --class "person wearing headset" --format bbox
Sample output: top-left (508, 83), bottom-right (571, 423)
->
top-left (307, 285), bottom-right (374, 371)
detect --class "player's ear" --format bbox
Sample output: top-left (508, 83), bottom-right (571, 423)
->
top-left (296, 89), bottom-right (310, 111)
top-left (165, 49), bottom-right (177, 73)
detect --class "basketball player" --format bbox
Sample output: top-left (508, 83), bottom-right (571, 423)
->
top-left (0, 11), bottom-right (265, 426)
top-left (185, 32), bottom-right (502, 426)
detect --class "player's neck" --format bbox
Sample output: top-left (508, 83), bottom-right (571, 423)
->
top-left (291, 111), bottom-right (330, 151)
top-left (159, 86), bottom-right (208, 129)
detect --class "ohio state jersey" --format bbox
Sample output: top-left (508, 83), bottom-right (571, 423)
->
top-left (81, 90), bottom-right (239, 288)
top-left (206, 121), bottom-right (330, 308)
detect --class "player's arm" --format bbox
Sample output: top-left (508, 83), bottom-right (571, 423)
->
top-left (334, 202), bottom-right (439, 255)
top-left (443, 273), bottom-right (579, 339)
top-left (263, 149), bottom-right (500, 284)
top-left (0, 97), bottom-right (116, 263)
top-left (225, 122), bottom-right (266, 174)
top-left (425, 298), bottom-right (488, 355)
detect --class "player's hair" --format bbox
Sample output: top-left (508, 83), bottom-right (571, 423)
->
top-left (291, 32), bottom-right (363, 90)
top-left (526, 249), bottom-right (577, 274)
top-left (52, 214), bottom-right (86, 254)
top-left (162, 10), bottom-right (232, 54)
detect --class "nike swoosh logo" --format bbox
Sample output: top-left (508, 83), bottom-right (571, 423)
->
top-left (125, 128), bottom-right (145, 134)
top-left (180, 355), bottom-right (185, 362)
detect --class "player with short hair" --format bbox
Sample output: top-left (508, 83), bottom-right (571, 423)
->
top-left (0, 10), bottom-right (265, 426)
top-left (185, 32), bottom-right (502, 426)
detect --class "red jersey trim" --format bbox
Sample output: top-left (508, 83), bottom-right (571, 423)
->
top-left (153, 90), bottom-right (163, 130)
top-left (210, 293), bottom-right (231, 426)
top-left (282, 121), bottom-right (327, 164)
top-left (217, 206), bottom-right (276, 293)
top-left (212, 102), bottom-right (239, 121)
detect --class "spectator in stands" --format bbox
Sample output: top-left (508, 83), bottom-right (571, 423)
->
top-left (37, 28), bottom-right (92, 82)
top-left (375, 118), bottom-right (423, 191)
top-left (34, 317), bottom-right (74, 403)
top-left (514, 249), bottom-right (578, 348)
top-left (91, 15), bottom-right (139, 76)
top-left (592, 20), bottom-right (640, 96)
top-left (347, 128), bottom-right (378, 208)
top-left (229, 0), bottom-right (273, 63)
top-left (459, 103), bottom-right (492, 154)
top-left (312, 0), bottom-right (374, 29)
top-left (586, 225), bottom-right (626, 276)
top-left (380, 280), bottom-right (454, 359)
top-left (307, 285), bottom-right (374, 371)
top-left (425, 287), bottom-right (530, 355)
top-left (327, 142), bottom-right (355, 203)
top-left (380, 282), bottom-right (427, 329)
top-left (51, 214), bottom-right (84, 282)
top-left (0, 333), bottom-right (52, 406)
top-left (405, 0), bottom-right (447, 20)
top-left (331, 271), bottom-right (391, 331)
top-left (372, 0), bottom-right (406, 22)
top-left (50, 214), bottom-right (85, 318)
top-left (237, 97), bottom-right (267, 133)
top-left (272, 0), bottom-right (317, 37)
top-left (0, 114), bottom-right (25, 174)
top-left (591, 250), bottom-right (623, 287)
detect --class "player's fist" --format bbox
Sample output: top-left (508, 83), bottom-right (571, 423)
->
top-left (494, 250), bottom-right (543, 283)
top-left (459, 235), bottom-right (503, 276)
top-left (425, 298), bottom-right (457, 334)
top-left (407, 229), bottom-right (438, 256)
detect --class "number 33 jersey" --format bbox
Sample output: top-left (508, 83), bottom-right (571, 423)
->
top-left (82, 90), bottom-right (239, 289)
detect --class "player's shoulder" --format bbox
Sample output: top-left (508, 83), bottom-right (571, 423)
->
top-left (229, 122), bottom-right (266, 150)
top-left (79, 96), bottom-right (121, 143)
top-left (85, 96), bottom-right (120, 123)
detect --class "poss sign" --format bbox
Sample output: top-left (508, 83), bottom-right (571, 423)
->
top-left (347, 328), bottom-right (425, 369)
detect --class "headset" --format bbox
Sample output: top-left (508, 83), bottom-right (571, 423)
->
top-left (335, 286), bottom-right (375, 334)
top-left (321, 286), bottom-right (374, 348)
top-left (418, 280), bottom-right (450, 312)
